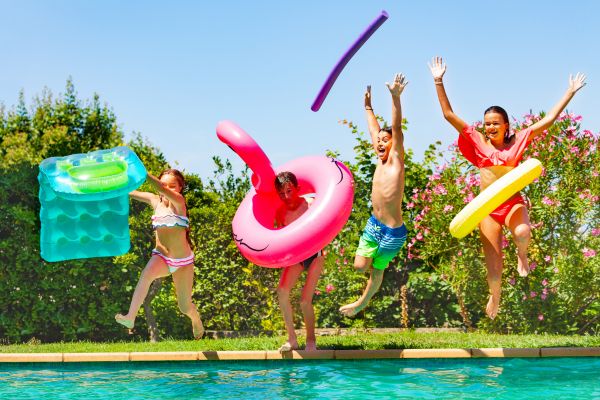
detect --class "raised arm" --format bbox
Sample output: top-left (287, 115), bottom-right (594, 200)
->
top-left (428, 57), bottom-right (467, 134)
top-left (528, 73), bottom-right (587, 139)
top-left (129, 190), bottom-right (158, 206)
top-left (146, 173), bottom-right (187, 211)
top-left (385, 73), bottom-right (408, 159)
top-left (364, 85), bottom-right (382, 151)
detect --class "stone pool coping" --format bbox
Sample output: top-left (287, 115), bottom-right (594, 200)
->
top-left (1, 347), bottom-right (599, 362)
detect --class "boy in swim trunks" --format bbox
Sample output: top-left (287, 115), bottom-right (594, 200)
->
top-left (340, 73), bottom-right (408, 317)
top-left (274, 171), bottom-right (324, 352)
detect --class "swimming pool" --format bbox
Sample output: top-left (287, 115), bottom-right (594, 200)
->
top-left (1, 357), bottom-right (599, 399)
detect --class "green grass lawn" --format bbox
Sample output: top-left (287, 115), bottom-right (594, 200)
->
top-left (1, 332), bottom-right (599, 353)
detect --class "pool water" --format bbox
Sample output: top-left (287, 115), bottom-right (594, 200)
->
top-left (1, 357), bottom-right (599, 399)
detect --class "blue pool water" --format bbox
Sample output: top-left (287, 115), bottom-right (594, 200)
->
top-left (1, 357), bottom-right (599, 399)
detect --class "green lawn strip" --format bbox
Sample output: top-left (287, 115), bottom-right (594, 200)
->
top-left (1, 332), bottom-right (599, 353)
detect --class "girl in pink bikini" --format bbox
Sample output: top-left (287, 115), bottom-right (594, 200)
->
top-left (115, 169), bottom-right (204, 338)
top-left (429, 57), bottom-right (586, 319)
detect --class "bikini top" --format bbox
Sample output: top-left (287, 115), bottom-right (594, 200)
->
top-left (151, 214), bottom-right (190, 230)
top-left (458, 125), bottom-right (533, 168)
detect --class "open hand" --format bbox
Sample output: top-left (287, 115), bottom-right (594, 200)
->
top-left (385, 73), bottom-right (408, 97)
top-left (428, 56), bottom-right (446, 80)
top-left (364, 85), bottom-right (372, 108)
top-left (569, 72), bottom-right (586, 94)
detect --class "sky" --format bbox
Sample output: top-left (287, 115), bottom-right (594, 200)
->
top-left (1, 0), bottom-right (598, 180)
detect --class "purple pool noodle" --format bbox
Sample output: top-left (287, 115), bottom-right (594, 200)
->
top-left (311, 10), bottom-right (389, 112)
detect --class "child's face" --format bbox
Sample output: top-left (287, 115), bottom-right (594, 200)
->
top-left (376, 131), bottom-right (393, 161)
top-left (484, 112), bottom-right (509, 144)
top-left (160, 174), bottom-right (183, 193)
top-left (277, 182), bottom-right (300, 207)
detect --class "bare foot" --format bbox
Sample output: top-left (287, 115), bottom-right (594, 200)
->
top-left (305, 340), bottom-right (317, 352)
top-left (193, 319), bottom-right (205, 340)
top-left (486, 295), bottom-right (500, 319)
top-left (517, 253), bottom-right (529, 277)
top-left (339, 301), bottom-right (364, 317)
top-left (115, 314), bottom-right (134, 329)
top-left (278, 341), bottom-right (298, 353)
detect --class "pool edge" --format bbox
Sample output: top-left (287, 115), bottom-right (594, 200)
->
top-left (1, 347), bottom-right (600, 362)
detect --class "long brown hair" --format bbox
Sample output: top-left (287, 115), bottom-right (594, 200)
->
top-left (158, 169), bottom-right (193, 249)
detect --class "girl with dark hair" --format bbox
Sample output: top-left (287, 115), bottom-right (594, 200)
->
top-left (115, 169), bottom-right (204, 339)
top-left (429, 56), bottom-right (586, 319)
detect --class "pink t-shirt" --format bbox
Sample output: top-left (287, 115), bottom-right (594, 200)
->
top-left (458, 125), bottom-right (533, 168)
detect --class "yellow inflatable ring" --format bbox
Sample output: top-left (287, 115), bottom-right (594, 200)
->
top-left (450, 158), bottom-right (542, 238)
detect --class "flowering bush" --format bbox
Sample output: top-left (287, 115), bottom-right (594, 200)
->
top-left (409, 112), bottom-right (600, 333)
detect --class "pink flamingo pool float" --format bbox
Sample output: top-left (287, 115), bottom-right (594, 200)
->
top-left (216, 121), bottom-right (354, 268)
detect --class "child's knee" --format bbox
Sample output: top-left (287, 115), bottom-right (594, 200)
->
top-left (277, 286), bottom-right (290, 298)
top-left (514, 224), bottom-right (531, 242)
top-left (354, 260), bottom-right (370, 273)
top-left (299, 297), bottom-right (313, 310)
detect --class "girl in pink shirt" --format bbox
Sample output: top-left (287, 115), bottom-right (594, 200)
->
top-left (429, 56), bottom-right (586, 319)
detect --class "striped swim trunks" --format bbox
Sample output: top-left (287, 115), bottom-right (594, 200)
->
top-left (356, 215), bottom-right (407, 270)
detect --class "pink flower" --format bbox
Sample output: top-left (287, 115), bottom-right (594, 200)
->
top-left (314, 290), bottom-right (321, 295)
top-left (406, 202), bottom-right (415, 209)
top-left (544, 255), bottom-right (552, 263)
top-left (509, 278), bottom-right (515, 285)
top-left (501, 237), bottom-right (509, 249)
top-left (591, 228), bottom-right (600, 237)
top-left (463, 193), bottom-right (475, 203)
top-left (340, 247), bottom-right (345, 256)
top-left (325, 284), bottom-right (334, 293)
top-left (429, 173), bottom-right (441, 181)
top-left (542, 279), bottom-right (548, 286)
top-left (530, 291), bottom-right (537, 298)
top-left (416, 232), bottom-right (424, 241)
top-left (582, 248), bottom-right (597, 258)
top-left (542, 196), bottom-right (554, 206)
top-left (457, 250), bottom-right (463, 256)
top-left (530, 262), bottom-right (537, 271)
top-left (433, 184), bottom-right (447, 195)
top-left (570, 146), bottom-right (580, 154)
top-left (443, 205), bottom-right (454, 212)
top-left (538, 314), bottom-right (544, 321)
top-left (553, 267), bottom-right (559, 273)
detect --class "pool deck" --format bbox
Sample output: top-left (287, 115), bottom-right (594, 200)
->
top-left (1, 347), bottom-right (599, 362)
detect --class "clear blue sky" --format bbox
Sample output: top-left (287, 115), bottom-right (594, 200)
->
top-left (1, 1), bottom-right (598, 179)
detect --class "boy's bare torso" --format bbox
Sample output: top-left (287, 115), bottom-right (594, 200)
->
top-left (371, 151), bottom-right (405, 228)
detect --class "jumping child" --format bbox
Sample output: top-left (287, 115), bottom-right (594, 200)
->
top-left (115, 169), bottom-right (204, 338)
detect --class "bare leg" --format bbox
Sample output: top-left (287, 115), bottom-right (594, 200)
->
top-left (339, 255), bottom-right (383, 317)
top-left (277, 264), bottom-right (304, 352)
top-left (506, 204), bottom-right (531, 277)
top-left (300, 255), bottom-right (324, 351)
top-left (115, 256), bottom-right (170, 329)
top-left (479, 216), bottom-right (504, 319)
top-left (172, 263), bottom-right (204, 339)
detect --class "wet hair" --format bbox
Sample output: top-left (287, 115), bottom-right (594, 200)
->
top-left (275, 171), bottom-right (298, 191)
top-left (158, 168), bottom-right (193, 249)
top-left (484, 105), bottom-right (513, 144)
